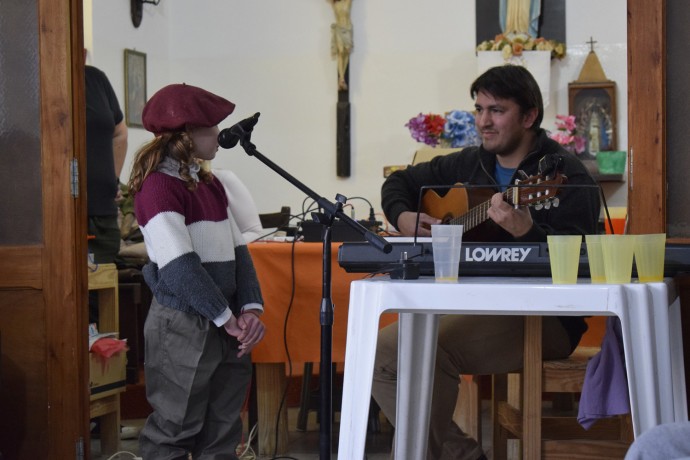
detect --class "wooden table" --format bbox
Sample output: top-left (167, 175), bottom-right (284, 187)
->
top-left (248, 241), bottom-right (395, 455)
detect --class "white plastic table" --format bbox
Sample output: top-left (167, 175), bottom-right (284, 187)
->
top-left (337, 277), bottom-right (687, 460)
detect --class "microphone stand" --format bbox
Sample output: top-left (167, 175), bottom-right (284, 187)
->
top-left (233, 131), bottom-right (391, 460)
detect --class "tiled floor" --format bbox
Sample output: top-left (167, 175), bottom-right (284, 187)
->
top-left (91, 403), bottom-right (494, 460)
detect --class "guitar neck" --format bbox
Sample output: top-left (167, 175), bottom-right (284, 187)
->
top-left (448, 188), bottom-right (514, 231)
top-left (432, 171), bottom-right (564, 231)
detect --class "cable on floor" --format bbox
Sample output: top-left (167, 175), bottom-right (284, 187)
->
top-left (104, 451), bottom-right (141, 460)
top-left (237, 422), bottom-right (258, 460)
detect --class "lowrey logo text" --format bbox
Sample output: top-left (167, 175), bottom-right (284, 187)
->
top-left (464, 246), bottom-right (532, 262)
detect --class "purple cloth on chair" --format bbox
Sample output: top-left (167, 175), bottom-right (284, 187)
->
top-left (577, 316), bottom-right (631, 429)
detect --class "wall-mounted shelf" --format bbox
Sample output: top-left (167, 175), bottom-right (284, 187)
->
top-left (594, 173), bottom-right (625, 182)
top-left (582, 159), bottom-right (626, 183)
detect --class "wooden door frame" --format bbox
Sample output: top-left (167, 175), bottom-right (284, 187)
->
top-left (0, 0), bottom-right (86, 457)
top-left (627, 0), bottom-right (666, 235)
top-left (628, 0), bottom-right (690, 412)
top-left (43, 0), bottom-right (87, 456)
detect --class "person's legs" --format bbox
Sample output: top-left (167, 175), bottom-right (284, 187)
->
top-left (371, 322), bottom-right (399, 428)
top-left (193, 331), bottom-right (251, 460)
top-left (372, 315), bottom-right (574, 460)
top-left (372, 317), bottom-right (492, 460)
top-left (432, 315), bottom-right (527, 460)
top-left (87, 215), bottom-right (121, 264)
top-left (87, 215), bottom-right (121, 324)
top-left (139, 301), bottom-right (218, 460)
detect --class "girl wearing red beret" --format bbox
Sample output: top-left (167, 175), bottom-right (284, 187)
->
top-left (128, 84), bottom-right (265, 459)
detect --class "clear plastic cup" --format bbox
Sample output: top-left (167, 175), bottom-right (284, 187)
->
top-left (431, 225), bottom-right (463, 282)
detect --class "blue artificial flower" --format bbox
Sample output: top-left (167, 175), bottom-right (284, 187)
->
top-left (406, 110), bottom-right (480, 148)
top-left (443, 110), bottom-right (480, 148)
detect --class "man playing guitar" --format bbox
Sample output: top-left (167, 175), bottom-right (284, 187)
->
top-left (373, 65), bottom-right (600, 460)
top-left (382, 67), bottom-right (599, 242)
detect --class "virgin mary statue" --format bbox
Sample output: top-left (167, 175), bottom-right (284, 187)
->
top-left (500, 0), bottom-right (541, 37)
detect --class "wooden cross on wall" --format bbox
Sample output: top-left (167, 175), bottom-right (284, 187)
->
top-left (587, 36), bottom-right (598, 52)
top-left (330, 0), bottom-right (353, 177)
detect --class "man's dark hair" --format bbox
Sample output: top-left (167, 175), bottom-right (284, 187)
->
top-left (470, 65), bottom-right (544, 131)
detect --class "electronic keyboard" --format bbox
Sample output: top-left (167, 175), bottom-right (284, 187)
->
top-left (337, 240), bottom-right (690, 277)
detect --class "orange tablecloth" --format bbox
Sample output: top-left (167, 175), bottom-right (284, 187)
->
top-left (249, 241), bottom-right (396, 363)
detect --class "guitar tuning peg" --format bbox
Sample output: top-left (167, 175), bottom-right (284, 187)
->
top-left (534, 203), bottom-right (544, 211)
top-left (552, 197), bottom-right (560, 208)
top-left (544, 201), bottom-right (552, 210)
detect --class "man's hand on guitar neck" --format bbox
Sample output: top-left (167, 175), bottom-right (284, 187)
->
top-left (396, 211), bottom-right (441, 237)
top-left (487, 192), bottom-right (533, 238)
top-left (397, 191), bottom-right (533, 238)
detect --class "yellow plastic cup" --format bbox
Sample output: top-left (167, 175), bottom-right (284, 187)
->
top-left (634, 233), bottom-right (666, 282)
top-left (585, 234), bottom-right (606, 284)
top-left (601, 234), bottom-right (635, 284)
top-left (547, 235), bottom-right (582, 284)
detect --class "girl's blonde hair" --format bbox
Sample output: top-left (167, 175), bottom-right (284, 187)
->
top-left (128, 131), bottom-right (213, 196)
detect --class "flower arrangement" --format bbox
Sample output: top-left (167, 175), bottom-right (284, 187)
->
top-left (549, 114), bottom-right (586, 155)
top-left (476, 32), bottom-right (566, 61)
top-left (406, 110), bottom-right (480, 148)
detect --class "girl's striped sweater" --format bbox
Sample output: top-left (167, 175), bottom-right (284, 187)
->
top-left (134, 171), bottom-right (263, 324)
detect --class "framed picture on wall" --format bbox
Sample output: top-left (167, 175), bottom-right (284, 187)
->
top-left (124, 49), bottom-right (146, 128)
top-left (568, 81), bottom-right (617, 157)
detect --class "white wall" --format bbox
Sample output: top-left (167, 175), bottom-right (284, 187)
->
top-left (88, 0), bottom-right (627, 223)
top-left (90, 0), bottom-right (171, 188)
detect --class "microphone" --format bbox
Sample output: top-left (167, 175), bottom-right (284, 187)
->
top-left (218, 112), bottom-right (261, 149)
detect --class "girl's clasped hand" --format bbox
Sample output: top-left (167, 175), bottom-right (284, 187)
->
top-left (224, 311), bottom-right (266, 357)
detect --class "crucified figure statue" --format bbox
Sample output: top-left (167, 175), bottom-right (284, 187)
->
top-left (330, 0), bottom-right (353, 90)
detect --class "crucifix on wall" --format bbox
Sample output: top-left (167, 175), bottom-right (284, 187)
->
top-left (330, 0), bottom-right (352, 177)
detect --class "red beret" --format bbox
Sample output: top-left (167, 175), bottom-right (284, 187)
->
top-left (142, 83), bottom-right (235, 135)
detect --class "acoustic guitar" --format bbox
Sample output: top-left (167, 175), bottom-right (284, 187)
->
top-left (421, 171), bottom-right (567, 241)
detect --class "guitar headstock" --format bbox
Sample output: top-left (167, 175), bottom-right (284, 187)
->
top-left (509, 170), bottom-right (567, 210)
